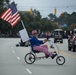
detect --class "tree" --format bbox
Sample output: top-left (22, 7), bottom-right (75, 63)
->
top-left (69, 23), bottom-right (76, 30)
top-left (57, 12), bottom-right (70, 26)
top-left (33, 9), bottom-right (42, 22)
top-left (40, 18), bottom-right (58, 32)
top-left (70, 12), bottom-right (76, 24)
top-left (48, 13), bottom-right (57, 22)
top-left (0, 0), bottom-right (10, 34)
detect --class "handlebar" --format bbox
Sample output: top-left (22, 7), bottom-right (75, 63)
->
top-left (46, 36), bottom-right (60, 55)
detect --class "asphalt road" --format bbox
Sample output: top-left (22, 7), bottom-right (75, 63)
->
top-left (0, 38), bottom-right (76, 75)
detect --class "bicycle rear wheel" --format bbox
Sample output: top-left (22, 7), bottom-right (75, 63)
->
top-left (56, 56), bottom-right (65, 65)
top-left (24, 53), bottom-right (35, 64)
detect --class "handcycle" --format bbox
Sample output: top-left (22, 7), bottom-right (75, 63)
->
top-left (24, 38), bottom-right (65, 65)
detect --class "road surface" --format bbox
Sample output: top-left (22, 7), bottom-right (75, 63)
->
top-left (0, 38), bottom-right (76, 75)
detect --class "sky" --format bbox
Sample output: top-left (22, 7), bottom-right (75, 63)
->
top-left (10, 0), bottom-right (76, 18)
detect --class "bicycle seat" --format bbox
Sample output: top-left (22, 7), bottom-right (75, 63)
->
top-left (29, 39), bottom-right (40, 53)
top-left (30, 45), bottom-right (40, 53)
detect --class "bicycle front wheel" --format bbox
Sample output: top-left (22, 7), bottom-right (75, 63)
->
top-left (56, 56), bottom-right (65, 65)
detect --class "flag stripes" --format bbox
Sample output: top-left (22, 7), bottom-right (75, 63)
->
top-left (1, 8), bottom-right (12, 20)
top-left (0, 2), bottom-right (21, 27)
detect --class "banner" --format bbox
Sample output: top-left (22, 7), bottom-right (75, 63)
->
top-left (19, 29), bottom-right (29, 42)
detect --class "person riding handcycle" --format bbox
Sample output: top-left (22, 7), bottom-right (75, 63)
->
top-left (30, 30), bottom-right (57, 59)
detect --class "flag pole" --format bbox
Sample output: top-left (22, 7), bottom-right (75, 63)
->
top-left (20, 19), bottom-right (30, 42)
top-left (20, 19), bottom-right (30, 36)
top-left (21, 20), bottom-right (25, 29)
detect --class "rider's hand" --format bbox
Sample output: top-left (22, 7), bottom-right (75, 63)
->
top-left (43, 38), bottom-right (47, 43)
top-left (50, 45), bottom-right (54, 48)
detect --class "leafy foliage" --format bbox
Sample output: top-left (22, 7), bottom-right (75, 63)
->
top-left (0, 0), bottom-right (76, 35)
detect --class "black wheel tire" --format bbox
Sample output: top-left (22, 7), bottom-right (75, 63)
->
top-left (54, 39), bottom-right (56, 43)
top-left (16, 44), bottom-right (19, 47)
top-left (60, 41), bottom-right (63, 43)
top-left (68, 47), bottom-right (72, 51)
top-left (56, 56), bottom-right (65, 65)
top-left (24, 53), bottom-right (35, 64)
top-left (73, 46), bottom-right (75, 52)
top-left (60, 39), bottom-right (63, 43)
top-left (54, 40), bottom-right (55, 43)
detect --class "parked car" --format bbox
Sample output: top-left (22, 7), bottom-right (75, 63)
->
top-left (73, 36), bottom-right (76, 52)
top-left (68, 29), bottom-right (76, 52)
top-left (73, 29), bottom-right (76, 36)
top-left (54, 29), bottom-right (63, 43)
top-left (68, 35), bottom-right (73, 51)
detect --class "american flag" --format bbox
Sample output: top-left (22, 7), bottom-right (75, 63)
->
top-left (0, 2), bottom-right (21, 27)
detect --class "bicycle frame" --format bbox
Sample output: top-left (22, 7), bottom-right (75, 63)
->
top-left (47, 39), bottom-right (60, 55)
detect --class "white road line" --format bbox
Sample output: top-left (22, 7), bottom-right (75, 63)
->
top-left (12, 50), bottom-right (15, 53)
top-left (26, 68), bottom-right (32, 74)
top-left (17, 57), bottom-right (20, 60)
top-left (11, 47), bottom-right (14, 49)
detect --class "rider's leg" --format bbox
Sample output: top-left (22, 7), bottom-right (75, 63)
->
top-left (40, 44), bottom-right (48, 49)
top-left (33, 45), bottom-right (52, 56)
top-left (33, 45), bottom-right (57, 59)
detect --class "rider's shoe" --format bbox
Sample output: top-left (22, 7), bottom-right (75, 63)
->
top-left (51, 54), bottom-right (57, 59)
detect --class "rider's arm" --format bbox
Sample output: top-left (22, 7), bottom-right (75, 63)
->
top-left (30, 36), bottom-right (44, 45)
